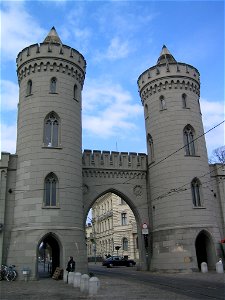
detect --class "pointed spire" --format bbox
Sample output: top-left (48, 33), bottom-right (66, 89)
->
top-left (157, 45), bottom-right (176, 65)
top-left (43, 27), bottom-right (62, 44)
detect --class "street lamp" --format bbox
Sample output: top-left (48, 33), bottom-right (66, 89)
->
top-left (115, 246), bottom-right (120, 256)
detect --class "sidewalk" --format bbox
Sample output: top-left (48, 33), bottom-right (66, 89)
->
top-left (0, 271), bottom-right (224, 300)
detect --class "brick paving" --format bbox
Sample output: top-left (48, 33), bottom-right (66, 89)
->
top-left (0, 270), bottom-right (224, 300)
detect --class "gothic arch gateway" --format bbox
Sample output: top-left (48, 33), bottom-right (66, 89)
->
top-left (0, 28), bottom-right (224, 280)
top-left (82, 150), bottom-right (149, 268)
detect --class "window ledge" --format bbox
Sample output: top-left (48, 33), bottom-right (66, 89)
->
top-left (159, 108), bottom-right (167, 111)
top-left (42, 145), bottom-right (62, 149)
top-left (73, 98), bottom-right (79, 102)
top-left (49, 92), bottom-right (58, 94)
top-left (183, 107), bottom-right (190, 109)
top-left (192, 206), bottom-right (206, 209)
top-left (42, 206), bottom-right (60, 209)
top-left (184, 155), bottom-right (200, 157)
top-left (25, 94), bottom-right (33, 97)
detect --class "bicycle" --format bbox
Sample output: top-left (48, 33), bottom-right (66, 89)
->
top-left (0, 264), bottom-right (17, 281)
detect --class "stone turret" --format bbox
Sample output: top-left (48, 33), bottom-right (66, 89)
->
top-left (7, 27), bottom-right (87, 278)
top-left (138, 45), bottom-right (220, 271)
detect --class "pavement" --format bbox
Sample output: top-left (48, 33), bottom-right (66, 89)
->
top-left (0, 265), bottom-right (224, 300)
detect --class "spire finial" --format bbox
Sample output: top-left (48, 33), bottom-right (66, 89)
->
top-left (157, 45), bottom-right (176, 65)
top-left (43, 27), bottom-right (62, 44)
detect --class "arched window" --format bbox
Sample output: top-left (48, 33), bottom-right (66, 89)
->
top-left (183, 125), bottom-right (195, 156)
top-left (73, 84), bottom-right (78, 100)
top-left (44, 173), bottom-right (58, 207)
top-left (50, 77), bottom-right (57, 93)
top-left (182, 93), bottom-right (188, 108)
top-left (191, 178), bottom-right (202, 207)
top-left (147, 134), bottom-right (154, 162)
top-left (160, 95), bottom-right (166, 110)
top-left (44, 112), bottom-right (59, 147)
top-left (144, 104), bottom-right (148, 119)
top-left (122, 238), bottom-right (128, 251)
top-left (27, 80), bottom-right (32, 96)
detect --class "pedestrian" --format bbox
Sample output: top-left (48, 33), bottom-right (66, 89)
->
top-left (66, 256), bottom-right (75, 283)
top-left (66, 256), bottom-right (75, 272)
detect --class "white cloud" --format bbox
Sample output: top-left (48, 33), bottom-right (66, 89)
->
top-left (200, 98), bottom-right (225, 157)
top-left (94, 37), bottom-right (131, 62)
top-left (0, 123), bottom-right (17, 154)
top-left (105, 37), bottom-right (130, 60)
top-left (83, 80), bottom-right (142, 137)
top-left (1, 80), bottom-right (19, 111)
top-left (0, 2), bottom-right (45, 61)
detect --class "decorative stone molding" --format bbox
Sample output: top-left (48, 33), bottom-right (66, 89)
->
top-left (140, 78), bottom-right (200, 103)
top-left (82, 169), bottom-right (146, 180)
top-left (17, 60), bottom-right (85, 87)
top-left (133, 185), bottom-right (143, 196)
top-left (83, 184), bottom-right (89, 195)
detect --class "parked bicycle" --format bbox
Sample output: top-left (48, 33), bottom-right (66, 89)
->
top-left (0, 264), bottom-right (17, 281)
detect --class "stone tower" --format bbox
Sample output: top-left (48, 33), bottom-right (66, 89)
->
top-left (138, 46), bottom-right (221, 271)
top-left (7, 27), bottom-right (87, 278)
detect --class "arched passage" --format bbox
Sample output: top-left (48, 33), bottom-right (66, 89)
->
top-left (37, 232), bottom-right (61, 278)
top-left (195, 230), bottom-right (216, 270)
top-left (84, 189), bottom-right (149, 269)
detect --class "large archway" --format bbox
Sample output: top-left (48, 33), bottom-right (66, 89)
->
top-left (84, 189), bottom-right (149, 270)
top-left (37, 232), bottom-right (61, 278)
top-left (195, 230), bottom-right (216, 270)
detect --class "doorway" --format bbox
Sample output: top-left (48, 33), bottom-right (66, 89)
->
top-left (195, 230), bottom-right (215, 270)
top-left (38, 233), bottom-right (60, 278)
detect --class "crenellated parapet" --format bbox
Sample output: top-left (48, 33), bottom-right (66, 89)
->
top-left (137, 62), bottom-right (200, 104)
top-left (16, 42), bottom-right (86, 86)
top-left (82, 150), bottom-right (147, 171)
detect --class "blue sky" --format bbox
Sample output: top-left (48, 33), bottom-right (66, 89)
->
top-left (1, 0), bottom-right (224, 159)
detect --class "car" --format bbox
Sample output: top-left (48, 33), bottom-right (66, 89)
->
top-left (102, 256), bottom-right (136, 268)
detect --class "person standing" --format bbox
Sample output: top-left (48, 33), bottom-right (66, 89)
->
top-left (66, 256), bottom-right (75, 272)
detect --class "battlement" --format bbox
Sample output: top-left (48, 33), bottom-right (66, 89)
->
top-left (82, 150), bottom-right (147, 170)
top-left (16, 43), bottom-right (86, 86)
top-left (138, 62), bottom-right (200, 97)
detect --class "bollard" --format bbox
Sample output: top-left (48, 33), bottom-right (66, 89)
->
top-left (73, 272), bottom-right (81, 288)
top-left (22, 269), bottom-right (30, 282)
top-left (80, 274), bottom-right (89, 293)
top-left (68, 272), bottom-right (75, 284)
top-left (216, 261), bottom-right (224, 273)
top-left (201, 262), bottom-right (208, 273)
top-left (89, 277), bottom-right (100, 296)
top-left (63, 270), bottom-right (68, 283)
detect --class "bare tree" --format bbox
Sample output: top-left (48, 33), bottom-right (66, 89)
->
top-left (209, 146), bottom-right (225, 163)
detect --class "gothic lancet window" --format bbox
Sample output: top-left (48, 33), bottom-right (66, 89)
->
top-left (147, 134), bottom-right (154, 162)
top-left (73, 84), bottom-right (78, 100)
top-left (191, 178), bottom-right (202, 207)
top-left (182, 93), bottom-right (188, 108)
top-left (27, 80), bottom-right (32, 96)
top-left (44, 173), bottom-right (58, 207)
top-left (160, 95), bottom-right (166, 110)
top-left (50, 77), bottom-right (57, 93)
top-left (44, 112), bottom-right (60, 147)
top-left (183, 125), bottom-right (195, 156)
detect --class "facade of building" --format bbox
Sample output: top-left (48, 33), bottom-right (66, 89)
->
top-left (86, 193), bottom-right (139, 261)
top-left (0, 28), bottom-right (224, 279)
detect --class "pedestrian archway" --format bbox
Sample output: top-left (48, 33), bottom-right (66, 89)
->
top-left (195, 230), bottom-right (216, 270)
top-left (37, 232), bottom-right (61, 278)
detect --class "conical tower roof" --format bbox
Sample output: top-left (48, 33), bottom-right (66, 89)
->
top-left (157, 45), bottom-right (176, 65)
top-left (43, 26), bottom-right (62, 44)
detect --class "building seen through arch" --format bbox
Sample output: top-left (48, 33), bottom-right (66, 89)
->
top-left (86, 193), bottom-right (139, 261)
